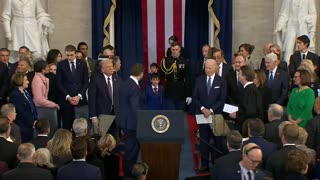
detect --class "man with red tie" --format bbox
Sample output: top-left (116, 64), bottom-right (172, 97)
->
top-left (88, 60), bottom-right (122, 136)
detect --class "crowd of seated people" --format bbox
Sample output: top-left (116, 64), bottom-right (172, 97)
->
top-left (0, 33), bottom-right (320, 179)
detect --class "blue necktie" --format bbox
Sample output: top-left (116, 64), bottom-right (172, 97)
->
top-left (268, 71), bottom-right (273, 87)
top-left (247, 171), bottom-right (252, 180)
top-left (207, 77), bottom-right (212, 95)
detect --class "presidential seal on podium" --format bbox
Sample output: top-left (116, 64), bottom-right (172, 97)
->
top-left (151, 115), bottom-right (170, 133)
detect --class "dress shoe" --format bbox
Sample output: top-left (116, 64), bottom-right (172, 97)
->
top-left (197, 166), bottom-right (209, 173)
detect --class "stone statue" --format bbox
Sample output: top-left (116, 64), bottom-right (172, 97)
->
top-left (274, 0), bottom-right (317, 63)
top-left (0, 0), bottom-right (54, 59)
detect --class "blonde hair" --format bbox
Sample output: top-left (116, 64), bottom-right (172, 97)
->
top-left (97, 134), bottom-right (116, 157)
top-left (34, 148), bottom-right (54, 168)
top-left (298, 59), bottom-right (318, 82)
top-left (47, 129), bottom-right (72, 157)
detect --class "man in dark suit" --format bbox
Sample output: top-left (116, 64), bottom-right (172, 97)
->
top-left (265, 53), bottom-right (289, 106)
top-left (118, 64), bottom-right (144, 176)
top-left (193, 59), bottom-right (226, 173)
top-left (260, 42), bottom-right (273, 71)
top-left (57, 137), bottom-right (102, 180)
top-left (243, 119), bottom-right (277, 168)
top-left (264, 104), bottom-right (284, 147)
top-left (77, 42), bottom-right (96, 77)
top-left (89, 60), bottom-right (121, 136)
top-left (211, 130), bottom-right (243, 180)
top-left (212, 48), bottom-right (232, 79)
top-left (266, 123), bottom-right (299, 180)
top-left (229, 65), bottom-right (263, 127)
top-left (1, 103), bottom-right (21, 144)
top-left (0, 60), bottom-right (9, 107)
top-left (56, 45), bottom-right (89, 130)
top-left (216, 143), bottom-right (266, 180)
top-left (0, 116), bottom-right (18, 169)
top-left (226, 55), bottom-right (247, 105)
top-left (0, 48), bottom-right (16, 78)
top-left (29, 119), bottom-right (50, 149)
top-left (194, 44), bottom-right (210, 79)
top-left (3, 143), bottom-right (53, 180)
top-left (289, 35), bottom-right (319, 78)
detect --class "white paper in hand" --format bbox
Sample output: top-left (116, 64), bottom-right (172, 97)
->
top-left (195, 114), bottom-right (212, 124)
top-left (223, 104), bottom-right (238, 113)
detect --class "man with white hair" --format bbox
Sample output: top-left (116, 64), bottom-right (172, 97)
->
top-left (3, 143), bottom-right (53, 179)
top-left (265, 52), bottom-right (289, 106)
top-left (72, 118), bottom-right (88, 137)
top-left (264, 104), bottom-right (284, 147)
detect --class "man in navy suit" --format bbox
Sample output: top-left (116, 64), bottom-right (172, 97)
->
top-left (57, 137), bottom-right (102, 180)
top-left (193, 59), bottom-right (226, 173)
top-left (211, 130), bottom-right (243, 180)
top-left (56, 45), bottom-right (89, 130)
top-left (289, 35), bottom-right (319, 78)
top-left (265, 53), bottom-right (289, 106)
top-left (243, 119), bottom-right (277, 168)
top-left (216, 143), bottom-right (266, 180)
top-left (118, 64), bottom-right (144, 176)
top-left (88, 60), bottom-right (121, 136)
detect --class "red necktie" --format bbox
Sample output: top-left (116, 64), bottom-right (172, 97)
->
top-left (107, 77), bottom-right (113, 103)
top-left (154, 87), bottom-right (157, 95)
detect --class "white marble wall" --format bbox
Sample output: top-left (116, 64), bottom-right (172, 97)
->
top-left (48, 0), bottom-right (92, 58)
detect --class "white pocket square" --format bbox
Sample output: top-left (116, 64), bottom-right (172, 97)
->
top-left (214, 86), bottom-right (220, 88)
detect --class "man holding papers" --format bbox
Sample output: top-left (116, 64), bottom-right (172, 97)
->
top-left (229, 66), bottom-right (263, 128)
top-left (193, 59), bottom-right (226, 173)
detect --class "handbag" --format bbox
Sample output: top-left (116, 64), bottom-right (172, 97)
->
top-left (209, 114), bottom-right (230, 136)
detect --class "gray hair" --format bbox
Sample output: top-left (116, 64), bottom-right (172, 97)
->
top-left (34, 148), bottom-right (54, 168)
top-left (17, 143), bottom-right (35, 161)
top-left (0, 103), bottom-right (15, 117)
top-left (265, 52), bottom-right (278, 62)
top-left (72, 118), bottom-right (88, 136)
top-left (268, 104), bottom-right (284, 118)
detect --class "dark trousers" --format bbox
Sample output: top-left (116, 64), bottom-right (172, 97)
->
top-left (198, 124), bottom-right (227, 167)
top-left (166, 98), bottom-right (185, 110)
top-left (123, 129), bottom-right (140, 176)
top-left (60, 103), bottom-right (75, 130)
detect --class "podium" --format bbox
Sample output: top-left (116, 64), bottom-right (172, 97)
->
top-left (137, 110), bottom-right (185, 180)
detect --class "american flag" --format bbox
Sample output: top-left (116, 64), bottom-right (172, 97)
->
top-left (141, 0), bottom-right (186, 73)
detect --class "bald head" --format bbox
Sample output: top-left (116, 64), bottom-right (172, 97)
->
top-left (205, 59), bottom-right (218, 77)
top-left (242, 143), bottom-right (263, 170)
top-left (263, 43), bottom-right (273, 55)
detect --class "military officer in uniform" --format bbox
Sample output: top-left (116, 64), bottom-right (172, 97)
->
top-left (160, 42), bottom-right (192, 110)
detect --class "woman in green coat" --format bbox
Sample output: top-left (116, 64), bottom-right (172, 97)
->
top-left (287, 68), bottom-right (315, 128)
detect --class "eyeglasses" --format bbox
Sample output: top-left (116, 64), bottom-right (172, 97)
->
top-left (246, 154), bottom-right (262, 164)
top-left (293, 75), bottom-right (300, 78)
